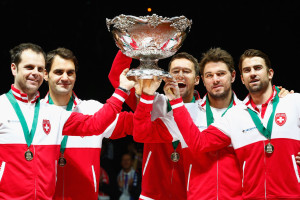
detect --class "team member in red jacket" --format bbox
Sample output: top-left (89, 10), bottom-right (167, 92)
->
top-left (133, 48), bottom-right (243, 200)
top-left (0, 43), bottom-right (134, 199)
top-left (43, 48), bottom-right (133, 200)
top-left (109, 51), bottom-right (200, 200)
top-left (166, 49), bottom-right (300, 199)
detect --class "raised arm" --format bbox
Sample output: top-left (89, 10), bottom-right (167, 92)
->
top-left (63, 88), bottom-right (129, 136)
top-left (164, 79), bottom-right (231, 153)
top-left (63, 69), bottom-right (135, 136)
top-left (108, 50), bottom-right (137, 111)
top-left (133, 93), bottom-right (174, 143)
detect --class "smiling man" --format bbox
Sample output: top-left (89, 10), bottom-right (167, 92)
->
top-left (0, 43), bottom-right (134, 199)
top-left (109, 51), bottom-right (200, 200)
top-left (43, 47), bottom-right (134, 200)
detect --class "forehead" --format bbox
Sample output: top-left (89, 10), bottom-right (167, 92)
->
top-left (203, 61), bottom-right (230, 73)
top-left (170, 58), bottom-right (194, 71)
top-left (242, 56), bottom-right (266, 68)
top-left (51, 55), bottom-right (75, 71)
top-left (20, 49), bottom-right (45, 67)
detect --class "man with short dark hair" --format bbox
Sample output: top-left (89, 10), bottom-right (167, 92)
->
top-left (0, 43), bottom-right (134, 199)
top-left (167, 49), bottom-right (300, 199)
top-left (43, 47), bottom-right (134, 200)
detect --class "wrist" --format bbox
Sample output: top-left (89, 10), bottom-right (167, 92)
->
top-left (118, 86), bottom-right (130, 94)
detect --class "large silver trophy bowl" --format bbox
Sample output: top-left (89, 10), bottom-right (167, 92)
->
top-left (106, 14), bottom-right (192, 79)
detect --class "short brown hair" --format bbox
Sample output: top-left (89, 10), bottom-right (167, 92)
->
top-left (9, 43), bottom-right (46, 67)
top-left (238, 49), bottom-right (271, 73)
top-left (199, 47), bottom-right (234, 75)
top-left (46, 47), bottom-right (79, 72)
top-left (168, 52), bottom-right (200, 76)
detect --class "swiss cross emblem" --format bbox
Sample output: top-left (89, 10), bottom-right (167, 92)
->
top-left (275, 113), bottom-right (287, 126)
top-left (43, 119), bottom-right (51, 135)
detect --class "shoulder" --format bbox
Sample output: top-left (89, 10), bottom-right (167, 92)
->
top-left (74, 99), bottom-right (103, 114)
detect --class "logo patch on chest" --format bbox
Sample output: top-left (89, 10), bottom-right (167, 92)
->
top-left (42, 119), bottom-right (51, 135)
top-left (275, 113), bottom-right (287, 126)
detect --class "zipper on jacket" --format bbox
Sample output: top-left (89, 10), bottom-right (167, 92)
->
top-left (143, 151), bottom-right (152, 176)
top-left (263, 141), bottom-right (267, 199)
top-left (242, 161), bottom-right (246, 188)
top-left (217, 151), bottom-right (219, 200)
top-left (91, 165), bottom-right (97, 192)
top-left (0, 161), bottom-right (6, 182)
top-left (187, 164), bottom-right (192, 192)
top-left (291, 155), bottom-right (300, 183)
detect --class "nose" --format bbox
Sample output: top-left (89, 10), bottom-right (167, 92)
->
top-left (61, 72), bottom-right (69, 80)
top-left (212, 74), bottom-right (220, 83)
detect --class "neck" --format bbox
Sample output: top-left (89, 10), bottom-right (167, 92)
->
top-left (13, 84), bottom-right (36, 102)
top-left (49, 91), bottom-right (72, 106)
top-left (250, 84), bottom-right (273, 105)
top-left (208, 90), bottom-right (233, 109)
top-left (182, 93), bottom-right (194, 103)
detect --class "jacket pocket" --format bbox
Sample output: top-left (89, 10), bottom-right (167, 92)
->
top-left (0, 161), bottom-right (6, 182)
top-left (91, 165), bottom-right (97, 192)
top-left (291, 155), bottom-right (300, 183)
top-left (143, 151), bottom-right (152, 176)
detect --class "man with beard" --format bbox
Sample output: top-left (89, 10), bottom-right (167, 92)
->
top-left (133, 48), bottom-right (243, 199)
top-left (165, 49), bottom-right (300, 199)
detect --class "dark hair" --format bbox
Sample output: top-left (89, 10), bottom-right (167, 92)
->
top-left (46, 47), bottom-right (79, 72)
top-left (168, 52), bottom-right (200, 76)
top-left (9, 43), bottom-right (46, 66)
top-left (238, 49), bottom-right (271, 73)
top-left (199, 47), bottom-right (234, 75)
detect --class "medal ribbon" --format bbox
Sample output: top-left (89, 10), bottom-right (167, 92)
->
top-left (48, 94), bottom-right (74, 153)
top-left (167, 96), bottom-right (195, 150)
top-left (6, 90), bottom-right (40, 148)
top-left (247, 87), bottom-right (280, 140)
top-left (205, 94), bottom-right (234, 126)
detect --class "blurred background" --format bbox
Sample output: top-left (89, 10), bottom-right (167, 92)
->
top-left (0, 0), bottom-right (299, 198)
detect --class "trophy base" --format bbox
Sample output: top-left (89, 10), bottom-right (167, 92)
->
top-left (126, 68), bottom-right (172, 79)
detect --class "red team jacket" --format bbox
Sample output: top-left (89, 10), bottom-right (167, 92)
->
top-left (42, 92), bottom-right (133, 200)
top-left (109, 51), bottom-right (187, 200)
top-left (133, 93), bottom-right (242, 200)
top-left (169, 89), bottom-right (300, 199)
top-left (0, 85), bottom-right (130, 199)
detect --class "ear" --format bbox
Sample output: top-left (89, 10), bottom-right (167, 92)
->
top-left (11, 63), bottom-right (17, 76)
top-left (240, 74), bottom-right (245, 85)
top-left (201, 75), bottom-right (206, 87)
top-left (231, 70), bottom-right (236, 83)
top-left (44, 70), bottom-right (49, 81)
top-left (268, 68), bottom-right (274, 80)
top-left (194, 75), bottom-right (200, 86)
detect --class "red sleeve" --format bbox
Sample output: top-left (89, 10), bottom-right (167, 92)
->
top-left (169, 98), bottom-right (231, 152)
top-left (109, 111), bottom-right (134, 139)
top-left (108, 50), bottom-right (137, 111)
top-left (133, 93), bottom-right (173, 143)
top-left (62, 88), bottom-right (129, 136)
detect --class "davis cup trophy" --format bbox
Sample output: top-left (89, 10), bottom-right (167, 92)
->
top-left (106, 14), bottom-right (192, 81)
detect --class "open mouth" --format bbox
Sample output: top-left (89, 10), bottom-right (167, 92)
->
top-left (178, 83), bottom-right (186, 88)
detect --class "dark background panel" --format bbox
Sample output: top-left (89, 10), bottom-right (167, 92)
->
top-left (0, 0), bottom-right (299, 101)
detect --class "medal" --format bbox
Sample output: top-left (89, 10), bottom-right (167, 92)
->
top-left (171, 151), bottom-right (180, 162)
top-left (6, 90), bottom-right (40, 162)
top-left (265, 142), bottom-right (274, 154)
top-left (49, 94), bottom-right (73, 165)
top-left (58, 155), bottom-right (67, 167)
top-left (25, 149), bottom-right (33, 161)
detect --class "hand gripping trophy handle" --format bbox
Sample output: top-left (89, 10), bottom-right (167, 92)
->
top-left (106, 14), bottom-right (192, 81)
